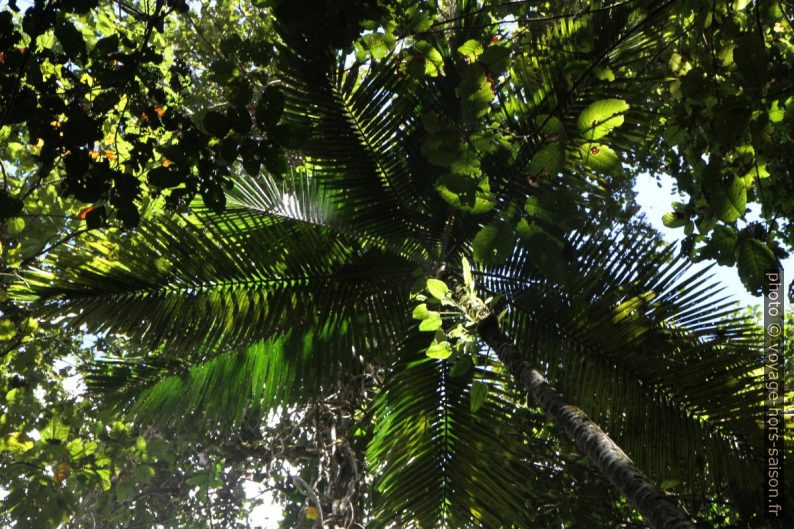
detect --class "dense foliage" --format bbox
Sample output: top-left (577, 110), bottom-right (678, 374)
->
top-left (1, 1), bottom-right (793, 528)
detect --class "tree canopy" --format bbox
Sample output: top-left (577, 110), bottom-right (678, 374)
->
top-left (1, 1), bottom-right (793, 528)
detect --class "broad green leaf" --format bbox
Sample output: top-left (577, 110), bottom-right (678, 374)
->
top-left (523, 227), bottom-right (568, 285)
top-left (734, 33), bottom-right (768, 84)
top-left (186, 472), bottom-right (208, 487)
top-left (698, 225), bottom-right (738, 266)
top-left (669, 53), bottom-right (692, 76)
top-left (435, 176), bottom-right (496, 214)
top-left (1, 432), bottom-right (34, 454)
top-left (458, 39), bottom-right (483, 61)
top-left (473, 222), bottom-right (516, 266)
top-left (5, 217), bottom-right (25, 235)
top-left (450, 356), bottom-right (473, 377)
top-left (702, 170), bottom-right (746, 223)
top-left (203, 110), bottom-right (231, 138)
top-left (579, 143), bottom-right (621, 176)
top-left (412, 303), bottom-right (430, 320)
top-left (426, 340), bottom-right (452, 360)
top-left (147, 438), bottom-right (174, 465)
top-left (415, 41), bottom-right (444, 76)
top-left (457, 68), bottom-right (493, 119)
top-left (426, 279), bottom-right (449, 300)
top-left (479, 44), bottom-right (510, 73)
top-left (534, 114), bottom-right (565, 137)
top-left (418, 311), bottom-right (442, 331)
top-left (577, 99), bottom-right (629, 139)
top-left (66, 438), bottom-right (84, 458)
top-left (737, 238), bottom-right (777, 295)
top-left (592, 65), bottom-right (615, 81)
top-left (43, 418), bottom-right (70, 442)
top-left (255, 87), bottom-right (284, 129)
top-left (134, 465), bottom-right (156, 484)
top-left (55, 15), bottom-right (86, 61)
top-left (0, 192), bottom-right (23, 220)
top-left (662, 212), bottom-right (688, 228)
top-left (527, 143), bottom-right (564, 178)
top-left (470, 381), bottom-right (488, 413)
top-left (147, 167), bottom-right (181, 188)
top-left (115, 478), bottom-right (136, 502)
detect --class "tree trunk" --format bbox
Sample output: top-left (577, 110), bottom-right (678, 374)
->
top-left (477, 314), bottom-right (696, 529)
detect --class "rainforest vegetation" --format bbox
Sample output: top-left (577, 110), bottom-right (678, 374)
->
top-left (1, 1), bottom-right (793, 528)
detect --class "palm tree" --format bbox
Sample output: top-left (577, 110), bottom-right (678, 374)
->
top-left (12, 2), bottom-right (778, 528)
top-left (14, 180), bottom-right (769, 527)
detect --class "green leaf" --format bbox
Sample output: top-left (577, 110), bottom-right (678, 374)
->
top-left (479, 44), bottom-right (510, 73)
top-left (203, 110), bottom-right (232, 138)
top-left (473, 222), bottom-right (516, 266)
top-left (147, 167), bottom-right (181, 188)
top-left (449, 356), bottom-right (473, 377)
top-left (256, 87), bottom-right (284, 129)
top-left (219, 34), bottom-right (243, 56)
top-left (426, 279), bottom-right (449, 300)
top-left (458, 39), bottom-right (483, 62)
top-left (737, 238), bottom-right (777, 295)
top-left (43, 418), bottom-right (70, 442)
top-left (534, 114), bottom-right (565, 137)
top-left (592, 65), bottom-right (615, 81)
top-left (133, 465), bottom-right (156, 484)
top-left (435, 174), bottom-right (496, 214)
top-left (66, 438), bottom-right (84, 458)
top-left (426, 340), bottom-right (452, 360)
top-left (209, 59), bottom-right (237, 82)
top-left (577, 99), bottom-right (629, 140)
top-left (115, 478), bottom-right (136, 502)
top-left (462, 256), bottom-right (474, 292)
top-left (734, 33), bottom-right (768, 84)
top-left (522, 227), bottom-right (568, 285)
top-left (0, 320), bottom-right (17, 341)
top-left (457, 68), bottom-right (493, 119)
top-left (698, 225), bottom-right (738, 266)
top-left (662, 211), bottom-right (688, 228)
top-left (418, 311), bottom-right (442, 332)
top-left (579, 143), bottom-right (621, 176)
top-left (263, 145), bottom-right (289, 175)
top-left (702, 169), bottom-right (746, 223)
top-left (470, 381), bottom-right (488, 413)
top-left (0, 192), bottom-right (23, 221)
top-left (147, 438), bottom-right (174, 465)
top-left (412, 303), bottom-right (430, 320)
top-left (5, 217), bottom-right (25, 235)
top-left (55, 15), bottom-right (86, 61)
top-left (85, 206), bottom-right (107, 230)
top-left (186, 472), bottom-right (208, 487)
top-left (415, 41), bottom-right (444, 77)
top-left (527, 143), bottom-right (564, 178)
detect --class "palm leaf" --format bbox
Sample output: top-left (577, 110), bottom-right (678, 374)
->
top-left (480, 225), bottom-right (772, 513)
top-left (83, 330), bottom-right (357, 431)
top-left (13, 209), bottom-right (416, 356)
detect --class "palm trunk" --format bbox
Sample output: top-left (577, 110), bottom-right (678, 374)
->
top-left (477, 313), bottom-right (695, 529)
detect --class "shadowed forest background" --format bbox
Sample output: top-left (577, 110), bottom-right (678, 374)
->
top-left (1, 1), bottom-right (793, 528)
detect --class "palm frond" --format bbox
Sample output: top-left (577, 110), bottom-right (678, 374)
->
top-left (367, 334), bottom-right (542, 529)
top-left (481, 225), bottom-right (770, 512)
top-left (13, 211), bottom-right (415, 355)
top-left (225, 171), bottom-right (430, 264)
top-left (277, 46), bottom-right (447, 249)
top-left (83, 331), bottom-right (352, 431)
